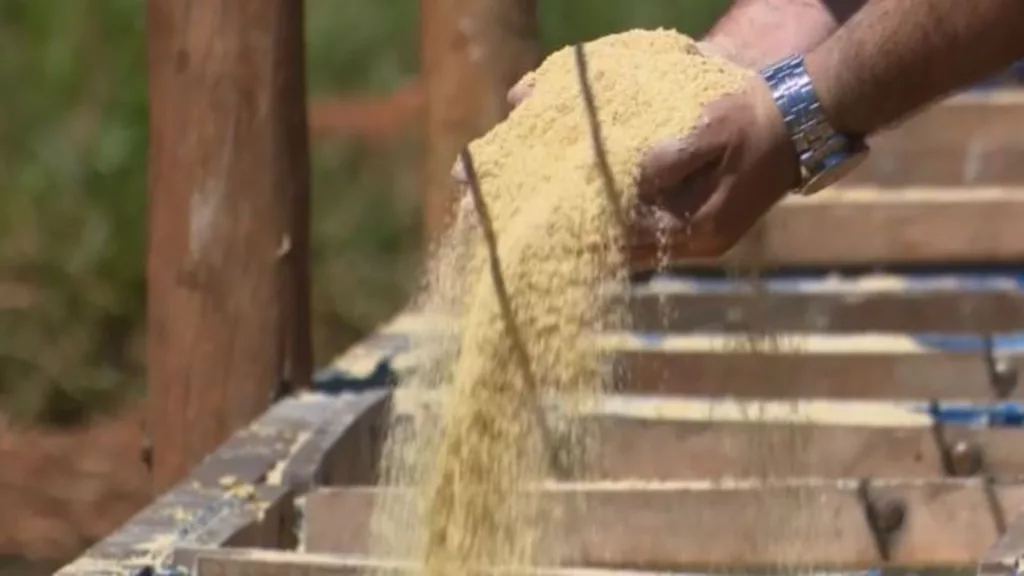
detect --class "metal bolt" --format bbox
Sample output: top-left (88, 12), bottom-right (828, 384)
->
top-left (992, 358), bottom-right (1018, 398)
top-left (949, 440), bottom-right (984, 476)
top-left (872, 497), bottom-right (906, 535)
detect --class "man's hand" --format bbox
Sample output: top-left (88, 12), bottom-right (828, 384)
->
top-left (630, 76), bottom-right (800, 257)
top-left (472, 70), bottom-right (801, 259)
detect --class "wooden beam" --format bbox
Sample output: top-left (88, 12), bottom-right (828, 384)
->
top-left (145, 0), bottom-right (312, 493)
top-left (388, 394), bottom-right (1024, 480)
top-left (847, 91), bottom-right (1024, 187)
top-left (302, 479), bottom-right (1020, 570)
top-left (53, 390), bottom-right (384, 575)
top-left (420, 0), bottom-right (540, 242)
top-left (630, 187), bottom-right (1024, 270)
top-left (54, 482), bottom-right (291, 576)
top-left (587, 411), bottom-right (1024, 482)
top-left (629, 274), bottom-right (1024, 333)
top-left (609, 332), bottom-right (1016, 400)
top-left (328, 312), bottom-right (1023, 400)
top-left (184, 547), bottom-right (678, 576)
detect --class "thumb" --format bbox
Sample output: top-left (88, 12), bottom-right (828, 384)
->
top-left (507, 73), bottom-right (536, 108)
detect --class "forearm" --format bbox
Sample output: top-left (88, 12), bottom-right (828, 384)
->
top-left (704, 0), bottom-right (866, 68)
top-left (807, 0), bottom-right (1024, 137)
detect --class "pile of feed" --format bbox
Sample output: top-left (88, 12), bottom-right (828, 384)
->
top-left (369, 29), bottom-right (751, 573)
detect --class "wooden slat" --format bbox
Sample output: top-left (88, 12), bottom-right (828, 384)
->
top-left (629, 275), bottom-right (1024, 333)
top-left (302, 479), bottom-right (1017, 570)
top-left (607, 332), bottom-right (1015, 400)
top-left (183, 547), bottom-right (681, 575)
top-left (53, 390), bottom-right (388, 576)
top-left (389, 394), bottom-right (1024, 480)
top-left (339, 315), bottom-right (1022, 399)
top-left (845, 91), bottom-right (1024, 187)
top-left (590, 414), bottom-right (1024, 482)
top-left (630, 188), bottom-right (1024, 270)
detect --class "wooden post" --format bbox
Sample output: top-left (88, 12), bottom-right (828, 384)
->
top-left (420, 0), bottom-right (541, 242)
top-left (145, 0), bottom-right (312, 493)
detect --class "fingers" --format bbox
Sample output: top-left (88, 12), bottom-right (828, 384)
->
top-left (507, 74), bottom-right (536, 109)
top-left (636, 131), bottom-right (721, 204)
top-left (451, 156), bottom-right (468, 187)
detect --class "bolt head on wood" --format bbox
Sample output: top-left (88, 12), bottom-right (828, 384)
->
top-left (950, 440), bottom-right (984, 476)
top-left (993, 358), bottom-right (1019, 397)
top-left (873, 498), bottom-right (906, 534)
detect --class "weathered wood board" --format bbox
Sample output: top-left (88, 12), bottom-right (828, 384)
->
top-left (845, 91), bottom-right (1024, 187)
top-left (631, 188), bottom-right (1024, 270)
top-left (388, 393), bottom-right (1024, 480)
top-left (630, 273), bottom-right (1024, 333)
top-left (329, 312), bottom-right (1024, 400)
top-left (302, 479), bottom-right (1023, 571)
top-left (53, 389), bottom-right (390, 576)
top-left (609, 332), bottom-right (1022, 400)
top-left (181, 547), bottom-right (693, 576)
top-left (583, 402), bottom-right (1024, 481)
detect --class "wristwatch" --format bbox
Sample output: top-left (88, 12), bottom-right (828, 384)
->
top-left (760, 55), bottom-right (870, 196)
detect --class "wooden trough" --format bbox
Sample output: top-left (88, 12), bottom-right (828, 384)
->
top-left (54, 92), bottom-right (1024, 575)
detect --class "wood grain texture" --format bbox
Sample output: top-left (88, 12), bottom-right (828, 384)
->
top-left (146, 0), bottom-right (312, 493)
top-left (185, 547), bottom-right (683, 575)
top-left (303, 480), bottom-right (1017, 570)
top-left (607, 332), bottom-right (1010, 400)
top-left (847, 91), bottom-right (1024, 187)
top-left (630, 188), bottom-right (1024, 270)
top-left (629, 281), bottom-right (1024, 333)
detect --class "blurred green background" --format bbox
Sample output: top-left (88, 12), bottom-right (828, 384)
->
top-left (0, 0), bottom-right (730, 426)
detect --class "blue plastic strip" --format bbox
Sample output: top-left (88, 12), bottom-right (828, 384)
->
top-left (645, 269), bottom-right (1024, 292)
top-left (921, 401), bottom-right (1024, 427)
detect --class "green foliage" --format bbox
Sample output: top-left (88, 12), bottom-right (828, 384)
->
top-left (0, 0), bottom-right (727, 425)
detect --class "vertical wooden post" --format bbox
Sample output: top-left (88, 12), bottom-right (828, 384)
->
top-left (420, 0), bottom-right (541, 242)
top-left (146, 0), bottom-right (312, 493)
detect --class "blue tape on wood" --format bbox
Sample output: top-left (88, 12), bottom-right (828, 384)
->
top-left (645, 269), bottom-right (1024, 293)
top-left (922, 401), bottom-right (1024, 427)
top-left (911, 333), bottom-right (1024, 353)
top-left (311, 363), bottom-right (395, 394)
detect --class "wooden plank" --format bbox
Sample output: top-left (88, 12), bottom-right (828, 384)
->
top-left (182, 547), bottom-right (686, 576)
top-left (330, 313), bottom-right (1021, 400)
top-left (146, 0), bottom-right (313, 493)
top-left (845, 91), bottom-right (1024, 187)
top-left (301, 479), bottom-right (1016, 570)
top-left (608, 332), bottom-right (1009, 400)
top-left (629, 274), bottom-right (1024, 333)
top-left (276, 389), bottom-right (389, 491)
top-left (591, 415), bottom-right (945, 480)
top-left (629, 188), bottom-right (1024, 270)
top-left (54, 483), bottom-right (290, 576)
top-left (53, 390), bottom-right (386, 575)
top-left (389, 394), bottom-right (1024, 480)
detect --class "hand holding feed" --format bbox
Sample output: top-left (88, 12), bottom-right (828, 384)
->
top-left (465, 45), bottom-right (809, 259)
top-left (630, 76), bottom-right (801, 257)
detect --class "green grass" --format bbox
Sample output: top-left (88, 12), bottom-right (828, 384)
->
top-left (0, 0), bottom-right (728, 426)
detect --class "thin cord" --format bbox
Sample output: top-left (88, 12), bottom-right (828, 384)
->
top-left (573, 42), bottom-right (628, 232)
top-left (458, 148), bottom-right (569, 477)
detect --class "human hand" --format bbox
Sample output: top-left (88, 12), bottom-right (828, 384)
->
top-left (453, 43), bottom-right (802, 259)
top-left (629, 76), bottom-right (801, 257)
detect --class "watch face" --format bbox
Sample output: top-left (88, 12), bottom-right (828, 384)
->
top-left (799, 148), bottom-right (870, 196)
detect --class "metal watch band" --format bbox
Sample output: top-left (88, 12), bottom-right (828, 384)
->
top-left (760, 55), bottom-right (862, 193)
